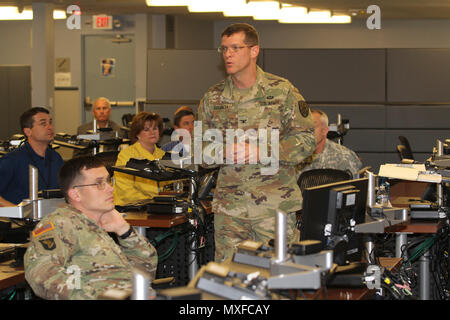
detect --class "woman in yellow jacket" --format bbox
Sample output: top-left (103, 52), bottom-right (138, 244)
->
top-left (113, 112), bottom-right (166, 205)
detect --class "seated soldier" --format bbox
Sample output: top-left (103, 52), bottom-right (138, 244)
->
top-left (24, 156), bottom-right (158, 300)
top-left (297, 109), bottom-right (362, 178)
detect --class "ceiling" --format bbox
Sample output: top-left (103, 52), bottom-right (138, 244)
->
top-left (1, 0), bottom-right (450, 20)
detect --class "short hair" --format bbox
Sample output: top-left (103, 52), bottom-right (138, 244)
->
top-left (173, 106), bottom-right (195, 127)
top-left (20, 107), bottom-right (50, 133)
top-left (129, 112), bottom-right (163, 143)
top-left (221, 23), bottom-right (260, 46)
top-left (311, 109), bottom-right (329, 127)
top-left (92, 97), bottom-right (111, 109)
top-left (58, 156), bottom-right (105, 203)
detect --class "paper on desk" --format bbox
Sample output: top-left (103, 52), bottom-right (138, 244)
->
top-left (378, 163), bottom-right (442, 183)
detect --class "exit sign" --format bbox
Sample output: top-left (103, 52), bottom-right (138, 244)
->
top-left (93, 15), bottom-right (113, 29)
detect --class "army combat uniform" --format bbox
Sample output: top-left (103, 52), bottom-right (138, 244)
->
top-left (24, 204), bottom-right (158, 299)
top-left (297, 139), bottom-right (362, 179)
top-left (197, 66), bottom-right (315, 261)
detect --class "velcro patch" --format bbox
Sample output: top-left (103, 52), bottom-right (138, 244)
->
top-left (298, 101), bottom-right (310, 118)
top-left (33, 222), bottom-right (55, 237)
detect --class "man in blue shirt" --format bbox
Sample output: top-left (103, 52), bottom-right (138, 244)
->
top-left (0, 107), bottom-right (64, 206)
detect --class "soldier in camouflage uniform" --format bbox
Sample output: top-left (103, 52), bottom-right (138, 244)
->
top-left (197, 23), bottom-right (315, 262)
top-left (297, 109), bottom-right (362, 179)
top-left (24, 156), bottom-right (158, 299)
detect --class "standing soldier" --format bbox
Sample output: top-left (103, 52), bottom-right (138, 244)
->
top-left (197, 23), bottom-right (315, 262)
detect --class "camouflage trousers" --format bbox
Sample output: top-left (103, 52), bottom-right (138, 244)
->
top-left (214, 212), bottom-right (299, 262)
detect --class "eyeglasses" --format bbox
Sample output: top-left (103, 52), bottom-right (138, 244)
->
top-left (73, 176), bottom-right (114, 190)
top-left (217, 45), bottom-right (254, 54)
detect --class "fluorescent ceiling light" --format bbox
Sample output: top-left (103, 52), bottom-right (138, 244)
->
top-left (223, 1), bottom-right (253, 17)
top-left (329, 15), bottom-right (351, 23)
top-left (0, 6), bottom-right (32, 20)
top-left (144, 0), bottom-right (351, 24)
top-left (53, 10), bottom-right (67, 19)
top-left (188, 0), bottom-right (246, 13)
top-left (278, 6), bottom-right (308, 23)
top-left (248, 1), bottom-right (281, 20)
top-left (188, 0), bottom-right (222, 12)
top-left (308, 10), bottom-right (331, 19)
top-left (279, 9), bottom-right (351, 23)
top-left (0, 7), bottom-right (67, 20)
top-left (146, 0), bottom-right (189, 6)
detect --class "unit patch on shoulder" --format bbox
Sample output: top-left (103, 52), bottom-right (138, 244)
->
top-left (39, 238), bottom-right (56, 251)
top-left (33, 222), bottom-right (55, 238)
top-left (298, 101), bottom-right (310, 118)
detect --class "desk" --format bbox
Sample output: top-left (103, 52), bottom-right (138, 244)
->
top-left (124, 200), bottom-right (214, 287)
top-left (305, 257), bottom-right (402, 300)
top-left (0, 260), bottom-right (25, 291)
top-left (125, 212), bottom-right (187, 230)
top-left (189, 257), bottom-right (402, 300)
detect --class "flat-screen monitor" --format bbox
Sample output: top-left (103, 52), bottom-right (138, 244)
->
top-left (300, 177), bottom-right (368, 266)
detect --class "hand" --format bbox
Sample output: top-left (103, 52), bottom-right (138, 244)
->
top-left (233, 142), bottom-right (259, 164)
top-left (99, 209), bottom-right (130, 236)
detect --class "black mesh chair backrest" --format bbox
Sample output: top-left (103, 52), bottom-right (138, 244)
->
top-left (398, 135), bottom-right (414, 160)
top-left (122, 113), bottom-right (135, 127)
top-left (94, 151), bottom-right (120, 176)
top-left (297, 168), bottom-right (352, 193)
top-left (397, 145), bottom-right (414, 161)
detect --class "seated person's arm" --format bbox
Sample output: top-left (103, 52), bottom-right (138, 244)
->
top-left (24, 219), bottom-right (88, 300)
top-left (113, 150), bottom-right (140, 205)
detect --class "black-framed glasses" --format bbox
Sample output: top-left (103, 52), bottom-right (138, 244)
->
top-left (217, 45), bottom-right (254, 54)
top-left (73, 176), bottom-right (114, 190)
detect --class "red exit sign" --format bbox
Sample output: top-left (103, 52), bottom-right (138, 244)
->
top-left (93, 15), bottom-right (113, 29)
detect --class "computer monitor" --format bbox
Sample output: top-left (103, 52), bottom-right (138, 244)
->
top-left (300, 177), bottom-right (368, 266)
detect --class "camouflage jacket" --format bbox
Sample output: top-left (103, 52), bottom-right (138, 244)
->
top-left (297, 139), bottom-right (362, 177)
top-left (197, 66), bottom-right (315, 218)
top-left (24, 204), bottom-right (158, 300)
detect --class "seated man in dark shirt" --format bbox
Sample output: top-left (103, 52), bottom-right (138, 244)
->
top-left (0, 107), bottom-right (64, 206)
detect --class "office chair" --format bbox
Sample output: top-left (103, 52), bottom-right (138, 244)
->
top-left (94, 151), bottom-right (120, 176)
top-left (397, 136), bottom-right (414, 160)
top-left (297, 168), bottom-right (352, 193)
top-left (397, 145), bottom-right (414, 162)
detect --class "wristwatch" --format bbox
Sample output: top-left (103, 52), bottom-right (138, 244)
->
top-left (119, 225), bottom-right (134, 239)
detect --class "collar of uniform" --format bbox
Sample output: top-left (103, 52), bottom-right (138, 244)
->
top-left (63, 204), bottom-right (101, 230)
top-left (222, 65), bottom-right (267, 101)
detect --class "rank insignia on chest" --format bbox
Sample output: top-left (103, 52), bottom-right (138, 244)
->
top-left (213, 103), bottom-right (233, 111)
top-left (39, 238), bottom-right (56, 250)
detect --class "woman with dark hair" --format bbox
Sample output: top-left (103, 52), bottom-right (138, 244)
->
top-left (113, 112), bottom-right (165, 205)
